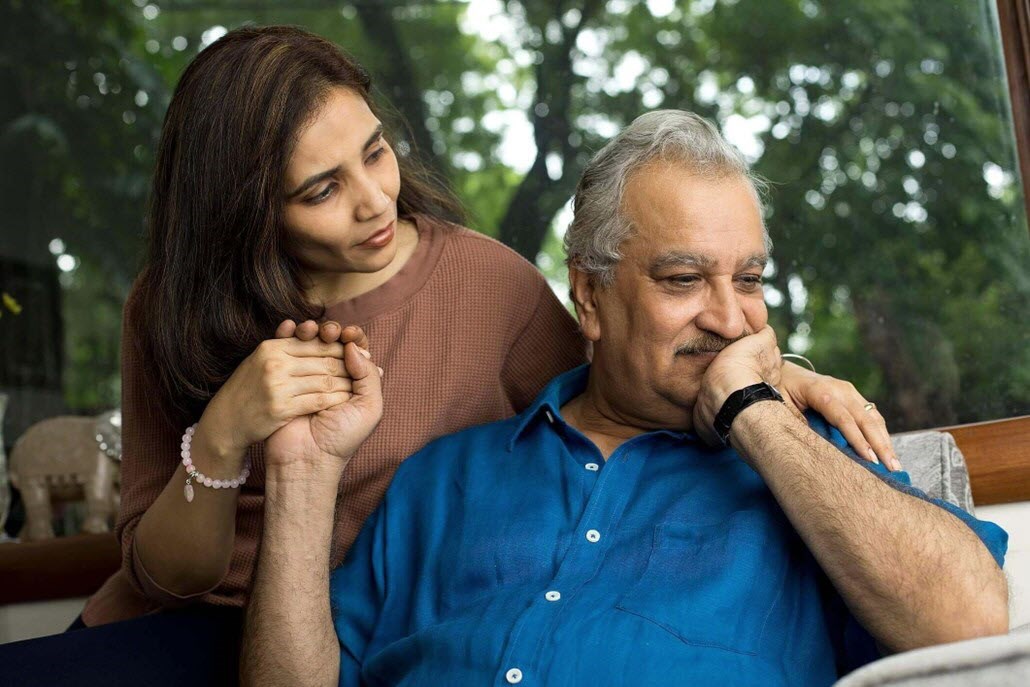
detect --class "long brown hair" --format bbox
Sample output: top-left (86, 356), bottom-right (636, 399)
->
top-left (136, 25), bottom-right (463, 424)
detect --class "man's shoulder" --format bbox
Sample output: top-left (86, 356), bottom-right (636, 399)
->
top-left (389, 414), bottom-right (525, 488)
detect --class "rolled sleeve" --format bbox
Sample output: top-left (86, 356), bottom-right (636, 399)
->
top-left (815, 415), bottom-right (1008, 567)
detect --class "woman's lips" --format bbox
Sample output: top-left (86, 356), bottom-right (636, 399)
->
top-left (357, 221), bottom-right (395, 249)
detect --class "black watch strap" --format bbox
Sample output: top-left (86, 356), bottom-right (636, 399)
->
top-left (712, 382), bottom-right (784, 446)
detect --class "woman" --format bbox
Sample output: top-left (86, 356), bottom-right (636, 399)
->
top-left (48, 24), bottom-right (890, 682)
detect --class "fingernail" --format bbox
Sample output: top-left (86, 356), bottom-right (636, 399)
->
top-left (377, 366), bottom-right (384, 376)
top-left (892, 458), bottom-right (903, 472)
top-left (865, 448), bottom-right (879, 465)
top-left (359, 348), bottom-right (371, 359)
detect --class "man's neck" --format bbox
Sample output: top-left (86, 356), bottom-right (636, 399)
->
top-left (303, 218), bottom-right (419, 306)
top-left (561, 370), bottom-right (691, 460)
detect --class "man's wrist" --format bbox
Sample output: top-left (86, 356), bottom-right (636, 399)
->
top-left (728, 400), bottom-right (799, 468)
top-left (712, 381), bottom-right (783, 445)
top-left (265, 457), bottom-right (346, 487)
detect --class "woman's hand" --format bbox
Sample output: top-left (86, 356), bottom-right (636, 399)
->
top-left (779, 362), bottom-right (900, 470)
top-left (199, 324), bottom-right (356, 459)
top-left (264, 331), bottom-right (383, 477)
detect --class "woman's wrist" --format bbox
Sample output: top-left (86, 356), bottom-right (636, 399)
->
top-left (193, 412), bottom-right (248, 472)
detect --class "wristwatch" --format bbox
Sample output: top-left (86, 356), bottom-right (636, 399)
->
top-left (712, 382), bottom-right (784, 446)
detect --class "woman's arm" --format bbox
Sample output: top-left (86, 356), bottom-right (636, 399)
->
top-left (124, 311), bottom-right (356, 600)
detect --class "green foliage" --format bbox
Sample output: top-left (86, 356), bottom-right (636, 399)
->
top-left (2, 0), bottom-right (1027, 429)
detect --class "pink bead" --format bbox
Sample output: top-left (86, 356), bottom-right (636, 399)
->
top-left (202, 477), bottom-right (213, 487)
top-left (230, 479), bottom-right (239, 489)
top-left (213, 481), bottom-right (222, 489)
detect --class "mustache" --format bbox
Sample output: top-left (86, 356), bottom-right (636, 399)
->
top-left (675, 330), bottom-right (752, 355)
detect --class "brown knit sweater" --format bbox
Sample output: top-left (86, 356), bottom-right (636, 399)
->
top-left (81, 215), bottom-right (587, 626)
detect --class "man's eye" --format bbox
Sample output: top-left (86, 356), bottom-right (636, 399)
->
top-left (668, 275), bottom-right (700, 286)
top-left (737, 275), bottom-right (763, 290)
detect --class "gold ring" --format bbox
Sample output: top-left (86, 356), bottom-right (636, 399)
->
top-left (863, 402), bottom-right (876, 412)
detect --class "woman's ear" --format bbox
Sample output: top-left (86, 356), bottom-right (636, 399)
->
top-left (568, 266), bottom-right (602, 342)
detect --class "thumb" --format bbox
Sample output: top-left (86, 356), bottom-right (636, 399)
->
top-left (343, 342), bottom-right (382, 397)
top-left (274, 320), bottom-right (297, 339)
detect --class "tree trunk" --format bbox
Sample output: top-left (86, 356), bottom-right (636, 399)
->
top-left (353, 2), bottom-right (452, 184)
top-left (498, 0), bottom-right (604, 261)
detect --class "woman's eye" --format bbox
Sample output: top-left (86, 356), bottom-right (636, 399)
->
top-left (367, 147), bottom-right (386, 164)
top-left (306, 184), bottom-right (336, 205)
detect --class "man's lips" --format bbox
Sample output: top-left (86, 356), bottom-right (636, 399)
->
top-left (357, 220), bottom-right (395, 248)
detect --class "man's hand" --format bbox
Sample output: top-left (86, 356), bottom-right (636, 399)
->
top-left (692, 326), bottom-right (781, 445)
top-left (264, 321), bottom-right (383, 478)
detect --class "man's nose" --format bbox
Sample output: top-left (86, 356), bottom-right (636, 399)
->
top-left (694, 282), bottom-right (747, 341)
top-left (353, 173), bottom-right (390, 222)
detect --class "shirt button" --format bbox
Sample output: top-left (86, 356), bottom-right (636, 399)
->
top-left (585, 462), bottom-right (599, 471)
top-left (506, 667), bottom-right (523, 684)
top-left (545, 590), bottom-right (561, 602)
top-left (585, 529), bottom-right (601, 543)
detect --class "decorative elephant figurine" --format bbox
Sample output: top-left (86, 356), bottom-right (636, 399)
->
top-left (9, 412), bottom-right (121, 541)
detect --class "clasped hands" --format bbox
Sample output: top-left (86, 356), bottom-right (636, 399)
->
top-left (692, 325), bottom-right (900, 470)
top-left (258, 319), bottom-right (384, 478)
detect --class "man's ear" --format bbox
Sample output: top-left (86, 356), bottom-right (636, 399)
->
top-left (569, 265), bottom-right (602, 342)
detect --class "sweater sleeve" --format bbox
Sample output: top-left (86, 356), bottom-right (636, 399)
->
top-left (501, 277), bottom-right (588, 412)
top-left (113, 285), bottom-right (196, 604)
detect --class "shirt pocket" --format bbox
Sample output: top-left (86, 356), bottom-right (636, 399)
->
top-left (614, 510), bottom-right (789, 656)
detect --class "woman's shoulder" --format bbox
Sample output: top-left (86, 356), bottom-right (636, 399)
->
top-left (427, 216), bottom-right (550, 288)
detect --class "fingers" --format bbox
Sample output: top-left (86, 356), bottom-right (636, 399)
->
top-left (281, 337), bottom-right (347, 359)
top-left (319, 321), bottom-right (342, 344)
top-left (823, 395), bottom-right (901, 471)
top-left (291, 374), bottom-right (354, 396)
top-left (821, 396), bottom-right (877, 465)
top-left (274, 320), bottom-right (297, 339)
top-left (288, 356), bottom-right (349, 378)
top-left (851, 402), bottom-right (901, 471)
top-left (343, 342), bottom-right (383, 395)
top-left (291, 390), bottom-right (354, 416)
top-left (294, 320), bottom-right (320, 342)
top-left (339, 325), bottom-right (370, 351)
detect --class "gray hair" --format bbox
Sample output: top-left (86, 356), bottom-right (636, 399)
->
top-left (564, 110), bottom-right (771, 286)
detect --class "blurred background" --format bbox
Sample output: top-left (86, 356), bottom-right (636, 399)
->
top-left (0, 0), bottom-right (1027, 536)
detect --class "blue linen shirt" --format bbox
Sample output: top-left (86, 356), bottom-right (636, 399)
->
top-left (330, 365), bottom-right (1007, 687)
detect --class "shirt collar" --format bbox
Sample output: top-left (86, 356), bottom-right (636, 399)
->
top-left (507, 364), bottom-right (591, 451)
top-left (507, 364), bottom-right (698, 450)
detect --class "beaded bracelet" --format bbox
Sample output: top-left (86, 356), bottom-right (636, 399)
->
top-left (181, 423), bottom-right (251, 503)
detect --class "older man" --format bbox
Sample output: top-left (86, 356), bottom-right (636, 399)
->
top-left (242, 111), bottom-right (1007, 687)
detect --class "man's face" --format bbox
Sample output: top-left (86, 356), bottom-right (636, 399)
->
top-left (572, 160), bottom-right (769, 427)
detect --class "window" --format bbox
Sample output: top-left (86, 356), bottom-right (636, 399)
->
top-left (1, 0), bottom-right (1026, 483)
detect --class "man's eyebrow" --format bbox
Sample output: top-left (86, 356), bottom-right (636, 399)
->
top-left (650, 251), bottom-right (714, 271)
top-left (740, 253), bottom-right (769, 270)
top-left (286, 123), bottom-right (385, 200)
top-left (649, 251), bottom-right (769, 272)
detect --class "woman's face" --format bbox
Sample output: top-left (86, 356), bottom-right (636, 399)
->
top-left (283, 87), bottom-right (402, 276)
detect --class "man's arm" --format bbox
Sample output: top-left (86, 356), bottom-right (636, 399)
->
top-left (240, 464), bottom-right (341, 687)
top-left (730, 400), bottom-right (1008, 653)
